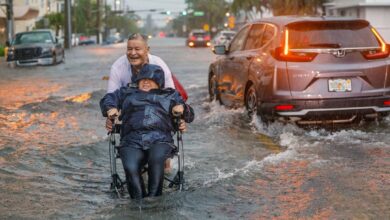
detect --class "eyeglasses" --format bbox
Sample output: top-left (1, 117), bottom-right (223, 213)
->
top-left (128, 33), bottom-right (148, 41)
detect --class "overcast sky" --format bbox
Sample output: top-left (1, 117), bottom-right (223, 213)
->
top-left (124, 0), bottom-right (187, 27)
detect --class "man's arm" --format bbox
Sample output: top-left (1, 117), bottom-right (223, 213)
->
top-left (107, 55), bottom-right (131, 93)
top-left (107, 65), bottom-right (122, 93)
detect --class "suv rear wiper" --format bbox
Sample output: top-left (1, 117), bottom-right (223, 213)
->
top-left (308, 43), bottom-right (341, 48)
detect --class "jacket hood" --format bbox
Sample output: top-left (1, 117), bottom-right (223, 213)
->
top-left (134, 64), bottom-right (165, 88)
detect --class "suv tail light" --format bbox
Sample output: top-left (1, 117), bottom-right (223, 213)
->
top-left (275, 104), bottom-right (295, 111)
top-left (384, 100), bottom-right (390, 106)
top-left (273, 29), bottom-right (318, 62)
top-left (190, 36), bottom-right (196, 41)
top-left (361, 28), bottom-right (390, 60)
top-left (204, 35), bottom-right (211, 41)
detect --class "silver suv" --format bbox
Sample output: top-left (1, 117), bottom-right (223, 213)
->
top-left (209, 16), bottom-right (390, 125)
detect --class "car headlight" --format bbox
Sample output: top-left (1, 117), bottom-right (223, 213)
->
top-left (7, 47), bottom-right (14, 55)
top-left (41, 47), bottom-right (52, 53)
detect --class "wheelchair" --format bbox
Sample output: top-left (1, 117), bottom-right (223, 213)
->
top-left (108, 121), bottom-right (185, 197)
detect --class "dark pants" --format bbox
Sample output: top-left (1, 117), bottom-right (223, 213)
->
top-left (119, 143), bottom-right (172, 199)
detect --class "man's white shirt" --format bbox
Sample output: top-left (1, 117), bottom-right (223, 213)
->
top-left (107, 54), bottom-right (174, 93)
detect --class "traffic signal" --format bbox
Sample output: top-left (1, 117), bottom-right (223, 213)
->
top-left (228, 16), bottom-right (235, 29)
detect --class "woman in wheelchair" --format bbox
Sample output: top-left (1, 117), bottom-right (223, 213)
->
top-left (100, 64), bottom-right (194, 199)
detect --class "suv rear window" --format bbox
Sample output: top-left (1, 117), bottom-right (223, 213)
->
top-left (222, 33), bottom-right (235, 38)
top-left (287, 21), bottom-right (380, 49)
top-left (192, 32), bottom-right (206, 37)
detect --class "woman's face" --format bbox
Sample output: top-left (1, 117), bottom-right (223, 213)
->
top-left (126, 39), bottom-right (149, 67)
top-left (138, 79), bottom-right (159, 92)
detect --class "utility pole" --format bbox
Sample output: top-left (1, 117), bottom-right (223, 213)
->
top-left (96, 0), bottom-right (100, 44)
top-left (104, 0), bottom-right (108, 42)
top-left (64, 0), bottom-right (72, 49)
top-left (2, 0), bottom-right (14, 43)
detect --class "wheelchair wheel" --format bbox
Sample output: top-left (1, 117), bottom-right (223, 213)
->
top-left (166, 132), bottom-right (185, 191)
top-left (109, 132), bottom-right (125, 196)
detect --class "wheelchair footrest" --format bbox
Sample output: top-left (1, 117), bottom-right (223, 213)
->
top-left (167, 171), bottom-right (184, 188)
top-left (110, 173), bottom-right (126, 194)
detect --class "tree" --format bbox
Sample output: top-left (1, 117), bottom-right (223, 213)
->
top-left (35, 12), bottom-right (64, 36)
top-left (230, 0), bottom-right (328, 17)
top-left (231, 0), bottom-right (270, 21)
top-left (106, 14), bottom-right (139, 38)
top-left (270, 0), bottom-right (327, 16)
top-left (72, 0), bottom-right (96, 35)
top-left (185, 0), bottom-right (229, 33)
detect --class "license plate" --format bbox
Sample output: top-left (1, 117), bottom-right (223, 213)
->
top-left (328, 78), bottom-right (352, 92)
top-left (197, 37), bottom-right (203, 41)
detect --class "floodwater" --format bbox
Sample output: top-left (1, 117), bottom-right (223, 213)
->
top-left (0, 38), bottom-right (389, 219)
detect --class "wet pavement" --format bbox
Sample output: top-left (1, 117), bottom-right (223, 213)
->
top-left (0, 38), bottom-right (389, 219)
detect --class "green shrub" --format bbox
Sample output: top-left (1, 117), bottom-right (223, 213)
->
top-left (0, 45), bottom-right (4, 57)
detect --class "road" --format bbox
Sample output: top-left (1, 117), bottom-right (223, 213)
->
top-left (0, 38), bottom-right (389, 219)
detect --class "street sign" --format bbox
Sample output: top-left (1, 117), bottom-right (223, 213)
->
top-left (228, 16), bottom-right (235, 29)
top-left (193, 11), bottom-right (204, 16)
top-left (203, 24), bottom-right (209, 32)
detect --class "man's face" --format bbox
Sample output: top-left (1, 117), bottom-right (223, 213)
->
top-left (126, 39), bottom-right (149, 67)
top-left (138, 79), bottom-right (159, 92)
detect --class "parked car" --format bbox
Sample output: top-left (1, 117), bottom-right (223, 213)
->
top-left (103, 35), bottom-right (124, 45)
top-left (212, 30), bottom-right (236, 46)
top-left (6, 29), bottom-right (64, 66)
top-left (186, 29), bottom-right (211, 47)
top-left (78, 39), bottom-right (96, 46)
top-left (209, 16), bottom-right (390, 125)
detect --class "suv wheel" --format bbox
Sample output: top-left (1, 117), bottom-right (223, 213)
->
top-left (52, 53), bottom-right (57, 65)
top-left (208, 73), bottom-right (219, 102)
top-left (245, 84), bottom-right (258, 117)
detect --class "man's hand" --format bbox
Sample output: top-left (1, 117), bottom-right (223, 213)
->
top-left (172, 105), bottom-right (184, 117)
top-left (107, 108), bottom-right (119, 119)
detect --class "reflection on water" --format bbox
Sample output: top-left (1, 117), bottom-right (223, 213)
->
top-left (0, 78), bottom-right (63, 109)
top-left (65, 93), bottom-right (92, 103)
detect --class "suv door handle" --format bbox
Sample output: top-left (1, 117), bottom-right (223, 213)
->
top-left (246, 56), bottom-right (253, 60)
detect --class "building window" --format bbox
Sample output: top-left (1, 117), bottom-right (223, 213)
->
top-left (340, 10), bottom-right (346, 16)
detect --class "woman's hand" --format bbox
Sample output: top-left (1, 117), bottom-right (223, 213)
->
top-left (106, 118), bottom-right (113, 131)
top-left (107, 108), bottom-right (119, 119)
top-left (178, 119), bottom-right (187, 132)
top-left (106, 108), bottom-right (118, 132)
top-left (172, 105), bottom-right (184, 117)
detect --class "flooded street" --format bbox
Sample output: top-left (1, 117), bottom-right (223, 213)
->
top-left (0, 38), bottom-right (389, 219)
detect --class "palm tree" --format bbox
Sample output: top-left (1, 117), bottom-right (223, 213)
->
top-left (231, 0), bottom-right (270, 21)
top-left (231, 0), bottom-right (327, 17)
top-left (45, 13), bottom-right (64, 37)
top-left (271, 0), bottom-right (327, 16)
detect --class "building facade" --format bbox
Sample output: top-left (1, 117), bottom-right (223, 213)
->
top-left (324, 0), bottom-right (390, 42)
top-left (0, 0), bottom-right (64, 43)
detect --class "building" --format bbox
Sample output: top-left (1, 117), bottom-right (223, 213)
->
top-left (0, 0), bottom-right (64, 43)
top-left (324, 0), bottom-right (390, 42)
